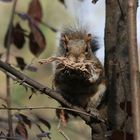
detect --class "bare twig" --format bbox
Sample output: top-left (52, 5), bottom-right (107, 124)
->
top-left (127, 0), bottom-right (140, 140)
top-left (58, 129), bottom-right (70, 140)
top-left (5, 0), bottom-right (17, 137)
top-left (0, 106), bottom-right (92, 117)
top-left (0, 60), bottom-right (105, 124)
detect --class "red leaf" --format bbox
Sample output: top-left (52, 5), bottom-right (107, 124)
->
top-left (13, 23), bottom-right (26, 49)
top-left (56, 109), bottom-right (69, 126)
top-left (29, 25), bottom-right (46, 56)
top-left (27, 0), bottom-right (42, 26)
top-left (15, 122), bottom-right (28, 140)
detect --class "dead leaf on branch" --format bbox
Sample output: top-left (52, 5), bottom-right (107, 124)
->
top-left (4, 22), bottom-right (26, 49)
top-left (15, 122), bottom-right (28, 140)
top-left (29, 25), bottom-right (46, 57)
top-left (16, 56), bottom-right (37, 72)
top-left (13, 23), bottom-right (26, 49)
top-left (56, 109), bottom-right (69, 126)
top-left (27, 0), bottom-right (42, 26)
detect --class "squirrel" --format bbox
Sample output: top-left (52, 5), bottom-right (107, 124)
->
top-left (54, 0), bottom-right (106, 114)
top-left (54, 26), bottom-right (106, 110)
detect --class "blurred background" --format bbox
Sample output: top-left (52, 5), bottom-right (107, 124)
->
top-left (0, 0), bottom-right (139, 140)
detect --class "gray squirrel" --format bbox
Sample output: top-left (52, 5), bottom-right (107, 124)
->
top-left (54, 0), bottom-right (106, 112)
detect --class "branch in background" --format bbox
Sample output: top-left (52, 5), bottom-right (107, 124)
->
top-left (0, 60), bottom-right (105, 124)
top-left (15, 12), bottom-right (58, 33)
top-left (58, 129), bottom-right (70, 140)
top-left (0, 106), bottom-right (92, 117)
top-left (4, 0), bottom-right (17, 137)
top-left (127, 0), bottom-right (140, 140)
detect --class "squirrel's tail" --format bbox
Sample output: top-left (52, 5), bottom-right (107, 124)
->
top-left (64, 0), bottom-right (105, 64)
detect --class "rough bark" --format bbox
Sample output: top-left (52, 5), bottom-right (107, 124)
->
top-left (105, 0), bottom-right (133, 137)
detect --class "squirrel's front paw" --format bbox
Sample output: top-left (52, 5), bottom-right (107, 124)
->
top-left (87, 96), bottom-right (102, 110)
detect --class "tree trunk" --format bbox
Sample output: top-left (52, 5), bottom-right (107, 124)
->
top-left (105, 0), bottom-right (134, 138)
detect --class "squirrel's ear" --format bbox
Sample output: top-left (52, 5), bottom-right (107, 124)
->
top-left (84, 34), bottom-right (92, 43)
top-left (61, 34), bottom-right (69, 44)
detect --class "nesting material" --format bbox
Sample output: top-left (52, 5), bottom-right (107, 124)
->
top-left (39, 56), bottom-right (102, 83)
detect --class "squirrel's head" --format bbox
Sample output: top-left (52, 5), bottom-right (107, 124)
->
top-left (61, 34), bottom-right (93, 63)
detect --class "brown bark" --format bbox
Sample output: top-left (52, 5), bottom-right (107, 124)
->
top-left (105, 0), bottom-right (133, 137)
top-left (127, 0), bottom-right (140, 139)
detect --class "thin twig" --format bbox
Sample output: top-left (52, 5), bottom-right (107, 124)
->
top-left (5, 0), bottom-right (17, 137)
top-left (0, 106), bottom-right (92, 117)
top-left (127, 0), bottom-right (140, 140)
top-left (58, 129), bottom-right (70, 140)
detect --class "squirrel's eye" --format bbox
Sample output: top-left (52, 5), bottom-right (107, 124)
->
top-left (65, 47), bottom-right (69, 53)
top-left (85, 46), bottom-right (88, 52)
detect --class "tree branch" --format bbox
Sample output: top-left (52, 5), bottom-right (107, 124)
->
top-left (127, 0), bottom-right (140, 140)
top-left (0, 106), bottom-right (92, 117)
top-left (0, 60), bottom-right (105, 124)
top-left (5, 0), bottom-right (17, 137)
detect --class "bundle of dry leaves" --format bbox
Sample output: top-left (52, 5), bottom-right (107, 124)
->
top-left (39, 56), bottom-right (102, 83)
